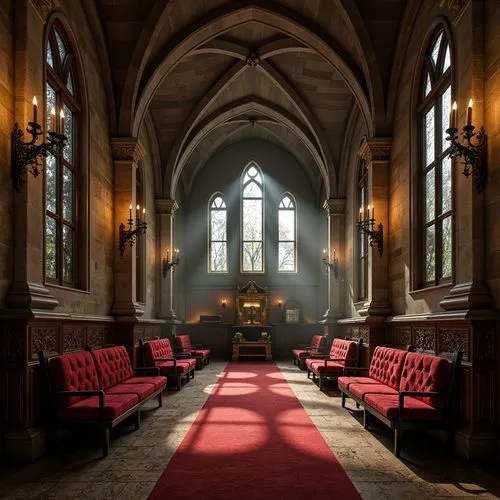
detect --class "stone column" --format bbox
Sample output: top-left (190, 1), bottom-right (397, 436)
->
top-left (357, 138), bottom-right (392, 318)
top-left (156, 199), bottom-right (179, 320)
top-left (110, 138), bottom-right (146, 318)
top-left (321, 198), bottom-right (345, 327)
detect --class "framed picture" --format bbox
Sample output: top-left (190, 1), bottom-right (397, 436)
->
top-left (285, 308), bottom-right (299, 323)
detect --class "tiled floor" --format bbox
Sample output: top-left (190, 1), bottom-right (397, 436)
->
top-left (0, 360), bottom-right (499, 499)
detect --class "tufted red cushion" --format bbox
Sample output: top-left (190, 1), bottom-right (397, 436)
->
top-left (122, 376), bottom-right (167, 391)
top-left (349, 382), bottom-right (398, 400)
top-left (106, 382), bottom-right (156, 401)
top-left (310, 335), bottom-right (326, 349)
top-left (156, 359), bottom-right (196, 374)
top-left (175, 335), bottom-right (192, 352)
top-left (306, 359), bottom-right (344, 374)
top-left (60, 393), bottom-right (139, 421)
top-left (368, 346), bottom-right (408, 389)
top-left (49, 351), bottom-right (100, 409)
top-left (91, 346), bottom-right (135, 391)
top-left (191, 349), bottom-right (210, 359)
top-left (399, 352), bottom-right (451, 408)
top-left (338, 376), bottom-right (381, 392)
top-left (364, 393), bottom-right (442, 421)
top-left (328, 339), bottom-right (357, 366)
top-left (145, 339), bottom-right (174, 365)
top-left (292, 349), bottom-right (308, 358)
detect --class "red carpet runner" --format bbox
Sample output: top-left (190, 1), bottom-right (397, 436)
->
top-left (149, 362), bottom-right (361, 499)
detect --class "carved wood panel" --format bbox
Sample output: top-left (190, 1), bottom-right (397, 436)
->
top-left (2, 327), bottom-right (27, 362)
top-left (438, 328), bottom-right (469, 360)
top-left (86, 327), bottom-right (106, 348)
top-left (414, 327), bottom-right (436, 353)
top-left (395, 327), bottom-right (411, 348)
top-left (63, 327), bottom-right (85, 353)
top-left (30, 327), bottom-right (58, 360)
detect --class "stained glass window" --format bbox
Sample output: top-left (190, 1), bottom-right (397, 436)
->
top-left (242, 163), bottom-right (263, 272)
top-left (278, 194), bottom-right (296, 272)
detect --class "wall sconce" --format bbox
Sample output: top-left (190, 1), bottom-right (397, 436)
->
top-left (322, 248), bottom-right (339, 278)
top-left (357, 205), bottom-right (383, 256)
top-left (446, 99), bottom-right (487, 193)
top-left (119, 204), bottom-right (147, 256)
top-left (221, 299), bottom-right (227, 309)
top-left (163, 248), bottom-right (180, 277)
top-left (12, 96), bottom-right (67, 192)
top-left (277, 300), bottom-right (283, 309)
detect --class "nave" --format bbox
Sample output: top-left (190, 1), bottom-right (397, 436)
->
top-left (1, 361), bottom-right (499, 499)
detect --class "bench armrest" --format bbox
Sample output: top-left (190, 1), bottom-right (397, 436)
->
top-left (135, 366), bottom-right (160, 376)
top-left (154, 357), bottom-right (177, 367)
top-left (398, 390), bottom-right (448, 420)
top-left (342, 366), bottom-right (369, 372)
top-left (175, 353), bottom-right (193, 358)
top-left (324, 357), bottom-right (356, 366)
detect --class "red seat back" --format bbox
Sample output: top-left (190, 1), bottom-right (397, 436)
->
top-left (145, 338), bottom-right (174, 365)
top-left (175, 335), bottom-right (192, 352)
top-left (368, 346), bottom-right (407, 390)
top-left (91, 346), bottom-right (135, 391)
top-left (310, 335), bottom-right (326, 349)
top-left (328, 338), bottom-right (357, 366)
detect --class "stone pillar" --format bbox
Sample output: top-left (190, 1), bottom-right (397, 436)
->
top-left (321, 198), bottom-right (345, 329)
top-left (357, 138), bottom-right (392, 318)
top-left (110, 138), bottom-right (146, 318)
top-left (156, 199), bottom-right (179, 320)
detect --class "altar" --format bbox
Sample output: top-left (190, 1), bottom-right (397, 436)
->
top-left (232, 341), bottom-right (272, 360)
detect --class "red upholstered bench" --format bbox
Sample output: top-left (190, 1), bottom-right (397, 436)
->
top-left (292, 334), bottom-right (327, 370)
top-left (338, 346), bottom-right (462, 456)
top-left (140, 337), bottom-right (196, 390)
top-left (38, 346), bottom-right (167, 457)
top-left (305, 338), bottom-right (362, 390)
top-left (174, 334), bottom-right (211, 369)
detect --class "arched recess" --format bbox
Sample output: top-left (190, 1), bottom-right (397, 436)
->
top-left (125, 2), bottom-right (374, 141)
top-left (168, 97), bottom-right (330, 199)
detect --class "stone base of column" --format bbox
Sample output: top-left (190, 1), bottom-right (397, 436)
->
top-left (6, 281), bottom-right (59, 310)
top-left (2, 426), bottom-right (46, 462)
top-left (440, 281), bottom-right (493, 311)
top-left (455, 431), bottom-right (498, 461)
top-left (357, 300), bottom-right (391, 317)
top-left (111, 301), bottom-right (144, 318)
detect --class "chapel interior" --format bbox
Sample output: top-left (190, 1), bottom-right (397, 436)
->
top-left (1, 0), bottom-right (500, 497)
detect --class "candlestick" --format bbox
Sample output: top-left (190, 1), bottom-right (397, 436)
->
top-left (50, 107), bottom-right (56, 131)
top-left (367, 204), bottom-right (371, 220)
top-left (136, 204), bottom-right (140, 219)
top-left (359, 207), bottom-right (362, 222)
top-left (60, 109), bottom-right (64, 134)
top-left (32, 96), bottom-right (37, 124)
top-left (129, 204), bottom-right (132, 220)
top-left (142, 207), bottom-right (146, 222)
top-left (450, 101), bottom-right (457, 129)
top-left (467, 98), bottom-right (473, 127)
top-left (333, 248), bottom-right (336, 259)
top-left (372, 205), bottom-right (375, 221)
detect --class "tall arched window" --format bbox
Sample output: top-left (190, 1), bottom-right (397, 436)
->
top-left (209, 194), bottom-right (227, 272)
top-left (45, 23), bottom-right (81, 286)
top-left (241, 163), bottom-right (263, 272)
top-left (418, 28), bottom-right (453, 286)
top-left (357, 161), bottom-right (368, 301)
top-left (278, 193), bottom-right (296, 272)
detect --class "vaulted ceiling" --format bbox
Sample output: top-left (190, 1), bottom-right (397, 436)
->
top-left (88, 0), bottom-right (408, 201)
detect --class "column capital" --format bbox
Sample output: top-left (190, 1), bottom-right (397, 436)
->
top-left (30, 0), bottom-right (59, 22)
top-left (358, 137), bottom-right (393, 162)
top-left (110, 137), bottom-right (146, 163)
top-left (156, 198), bottom-right (179, 215)
top-left (323, 198), bottom-right (346, 216)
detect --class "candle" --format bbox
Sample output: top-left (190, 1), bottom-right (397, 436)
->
top-left (129, 204), bottom-right (132, 220)
top-left (367, 204), bottom-right (371, 220)
top-left (372, 205), bottom-right (375, 221)
top-left (166, 248), bottom-right (169, 260)
top-left (142, 207), bottom-right (146, 222)
top-left (333, 248), bottom-right (336, 259)
top-left (32, 96), bottom-right (38, 124)
top-left (467, 98), bottom-right (473, 127)
top-left (50, 107), bottom-right (56, 131)
top-left (450, 101), bottom-right (457, 128)
top-left (136, 204), bottom-right (140, 219)
top-left (359, 207), bottom-right (362, 222)
top-left (323, 249), bottom-right (327, 257)
top-left (59, 109), bottom-right (64, 133)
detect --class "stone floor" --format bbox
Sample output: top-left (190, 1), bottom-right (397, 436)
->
top-left (0, 360), bottom-right (499, 499)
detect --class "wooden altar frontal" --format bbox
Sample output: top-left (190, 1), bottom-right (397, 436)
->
top-left (232, 341), bottom-right (272, 360)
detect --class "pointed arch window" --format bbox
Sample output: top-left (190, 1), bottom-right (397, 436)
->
top-left (357, 161), bottom-right (368, 301)
top-left (278, 193), bottom-right (296, 272)
top-left (45, 23), bottom-right (81, 286)
top-left (418, 28), bottom-right (453, 286)
top-left (209, 194), bottom-right (228, 272)
top-left (241, 163), bottom-right (264, 272)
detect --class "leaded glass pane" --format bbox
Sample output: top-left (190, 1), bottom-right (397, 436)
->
top-left (45, 217), bottom-right (57, 279)
top-left (210, 242), bottom-right (227, 272)
top-left (211, 196), bottom-right (225, 209)
top-left (63, 105), bottom-right (73, 162)
top-left (211, 209), bottom-right (226, 241)
top-left (45, 154), bottom-right (57, 213)
top-left (55, 30), bottom-right (67, 63)
top-left (243, 241), bottom-right (262, 272)
top-left (443, 44), bottom-right (451, 72)
top-left (62, 224), bottom-right (74, 282)
top-left (46, 83), bottom-right (56, 132)
top-left (279, 196), bottom-right (294, 209)
top-left (425, 169), bottom-right (435, 222)
top-left (425, 107), bottom-right (435, 166)
top-left (431, 32), bottom-right (442, 68)
top-left (442, 217), bottom-right (452, 278)
top-left (424, 73), bottom-right (432, 97)
top-left (63, 167), bottom-right (74, 222)
top-left (278, 242), bottom-right (295, 271)
top-left (279, 210), bottom-right (294, 240)
top-left (67, 72), bottom-right (74, 95)
top-left (425, 225), bottom-right (436, 282)
top-left (243, 199), bottom-right (262, 239)
top-left (47, 40), bottom-right (54, 68)
top-left (243, 181), bottom-right (261, 198)
top-left (442, 86), bottom-right (451, 152)
top-left (442, 156), bottom-right (452, 213)
top-left (243, 165), bottom-right (260, 184)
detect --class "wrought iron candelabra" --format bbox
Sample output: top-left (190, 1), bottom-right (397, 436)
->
top-left (357, 207), bottom-right (383, 257)
top-left (119, 205), bottom-right (147, 256)
top-left (322, 249), bottom-right (339, 278)
top-left (162, 249), bottom-right (180, 277)
top-left (12, 107), bottom-right (67, 191)
top-left (445, 124), bottom-right (487, 193)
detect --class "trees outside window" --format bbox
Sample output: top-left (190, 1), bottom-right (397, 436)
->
top-left (209, 194), bottom-right (228, 272)
top-left (278, 193), bottom-right (296, 272)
